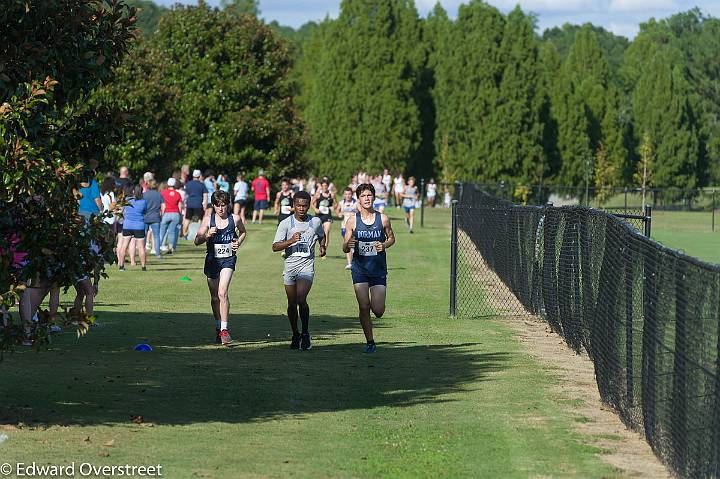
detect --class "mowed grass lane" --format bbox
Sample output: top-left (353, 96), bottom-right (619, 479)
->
top-left (0, 208), bottom-right (616, 478)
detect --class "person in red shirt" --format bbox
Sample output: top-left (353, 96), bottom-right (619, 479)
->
top-left (159, 177), bottom-right (184, 255)
top-left (251, 169), bottom-right (271, 225)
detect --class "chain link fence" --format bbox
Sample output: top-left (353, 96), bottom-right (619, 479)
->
top-left (451, 183), bottom-right (720, 478)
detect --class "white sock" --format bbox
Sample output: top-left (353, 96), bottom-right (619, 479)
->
top-left (221, 321), bottom-right (228, 331)
top-left (215, 320), bottom-right (221, 330)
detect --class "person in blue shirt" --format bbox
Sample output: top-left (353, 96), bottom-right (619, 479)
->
top-left (116, 185), bottom-right (148, 271)
top-left (182, 169), bottom-right (208, 237)
top-left (77, 162), bottom-right (102, 219)
top-left (342, 183), bottom-right (396, 354)
top-left (216, 174), bottom-right (230, 193)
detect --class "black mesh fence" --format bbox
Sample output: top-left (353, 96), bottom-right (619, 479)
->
top-left (453, 183), bottom-right (720, 478)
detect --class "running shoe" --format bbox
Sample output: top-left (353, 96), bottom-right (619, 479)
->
top-left (167, 249), bottom-right (174, 256)
top-left (290, 333), bottom-right (301, 350)
top-left (345, 263), bottom-right (352, 270)
top-left (118, 266), bottom-right (125, 272)
top-left (141, 266), bottom-right (147, 272)
top-left (220, 329), bottom-right (232, 346)
top-left (301, 332), bottom-right (312, 350)
top-left (363, 342), bottom-right (377, 354)
top-left (215, 328), bottom-right (221, 344)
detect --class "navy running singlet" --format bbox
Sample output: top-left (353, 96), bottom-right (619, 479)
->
top-left (352, 212), bottom-right (386, 278)
top-left (206, 213), bottom-right (237, 259)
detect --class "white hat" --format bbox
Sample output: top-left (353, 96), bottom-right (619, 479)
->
top-left (167, 178), bottom-right (177, 187)
top-left (192, 169), bottom-right (201, 178)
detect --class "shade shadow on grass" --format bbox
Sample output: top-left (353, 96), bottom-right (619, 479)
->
top-left (1, 312), bottom-right (508, 427)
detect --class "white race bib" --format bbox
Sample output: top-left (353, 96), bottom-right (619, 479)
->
top-left (290, 242), bottom-right (311, 258)
top-left (358, 241), bottom-right (378, 257)
top-left (319, 205), bottom-right (330, 215)
top-left (214, 243), bottom-right (233, 258)
top-left (281, 204), bottom-right (292, 215)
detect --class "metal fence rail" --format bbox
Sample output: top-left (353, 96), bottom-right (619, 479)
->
top-left (451, 183), bottom-right (720, 478)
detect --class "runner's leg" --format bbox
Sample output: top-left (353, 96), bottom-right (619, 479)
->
top-left (116, 235), bottom-right (131, 269)
top-left (353, 282), bottom-right (373, 342)
top-left (369, 285), bottom-right (386, 318)
top-left (295, 279), bottom-right (312, 334)
top-left (284, 284), bottom-right (299, 335)
top-left (137, 238), bottom-right (147, 268)
top-left (217, 268), bottom-right (233, 324)
top-left (207, 276), bottom-right (221, 324)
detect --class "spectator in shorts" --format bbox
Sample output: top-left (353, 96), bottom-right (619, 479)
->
top-left (160, 177), bottom-right (183, 255)
top-left (251, 169), bottom-right (270, 224)
top-left (182, 169), bottom-right (208, 238)
top-left (117, 185), bottom-right (148, 271)
top-left (233, 173), bottom-right (249, 223)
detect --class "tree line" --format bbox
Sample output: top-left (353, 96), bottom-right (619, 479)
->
top-left (112, 1), bottom-right (719, 189)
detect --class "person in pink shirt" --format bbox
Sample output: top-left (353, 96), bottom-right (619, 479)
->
top-left (251, 169), bottom-right (271, 225)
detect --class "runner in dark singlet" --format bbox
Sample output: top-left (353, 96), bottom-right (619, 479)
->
top-left (314, 179), bottom-right (335, 250)
top-left (195, 190), bottom-right (246, 346)
top-left (342, 183), bottom-right (396, 353)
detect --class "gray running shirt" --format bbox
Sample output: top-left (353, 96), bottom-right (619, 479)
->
top-left (274, 215), bottom-right (325, 269)
top-left (403, 186), bottom-right (418, 207)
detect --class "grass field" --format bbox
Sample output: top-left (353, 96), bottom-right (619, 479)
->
top-left (0, 208), bottom-right (619, 478)
top-left (649, 210), bottom-right (720, 264)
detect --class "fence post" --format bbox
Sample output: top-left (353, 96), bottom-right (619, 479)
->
top-left (624, 188), bottom-right (628, 213)
top-left (420, 178), bottom-right (425, 228)
top-left (713, 191), bottom-right (716, 232)
top-left (626, 259), bottom-right (634, 406)
top-left (454, 181), bottom-right (462, 202)
top-left (644, 204), bottom-right (652, 238)
top-left (450, 200), bottom-right (458, 318)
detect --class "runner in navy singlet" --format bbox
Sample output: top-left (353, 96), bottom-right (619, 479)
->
top-left (342, 183), bottom-right (396, 353)
top-left (195, 190), bottom-right (246, 346)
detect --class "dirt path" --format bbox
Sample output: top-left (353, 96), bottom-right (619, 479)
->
top-left (459, 230), bottom-right (671, 478)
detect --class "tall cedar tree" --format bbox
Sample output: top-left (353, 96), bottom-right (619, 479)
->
top-left (488, 7), bottom-right (546, 183)
top-left (631, 48), bottom-right (699, 188)
top-left (302, 0), bottom-right (424, 181)
top-left (555, 27), bottom-right (626, 186)
top-left (432, 0), bottom-right (505, 181)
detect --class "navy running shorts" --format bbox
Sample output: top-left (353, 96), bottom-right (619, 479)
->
top-left (351, 271), bottom-right (387, 287)
top-left (204, 255), bottom-right (237, 279)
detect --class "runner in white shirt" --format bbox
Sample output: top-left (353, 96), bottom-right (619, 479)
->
top-left (382, 169), bottom-right (392, 206)
top-left (393, 174), bottom-right (405, 209)
top-left (272, 191), bottom-right (327, 350)
top-left (335, 187), bottom-right (357, 270)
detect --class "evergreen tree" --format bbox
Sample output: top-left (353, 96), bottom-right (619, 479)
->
top-left (432, 0), bottom-right (506, 181)
top-left (632, 49), bottom-right (699, 188)
top-left (554, 26), bottom-right (627, 186)
top-left (303, 0), bottom-right (425, 181)
top-left (486, 6), bottom-right (545, 182)
top-left (537, 43), bottom-right (562, 180)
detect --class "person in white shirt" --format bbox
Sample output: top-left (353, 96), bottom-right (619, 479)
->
top-left (393, 173), bottom-right (405, 208)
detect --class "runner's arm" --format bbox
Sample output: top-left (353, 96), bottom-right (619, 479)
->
top-left (380, 214), bottom-right (395, 251)
top-left (342, 216), bottom-right (357, 253)
top-left (194, 216), bottom-right (212, 246)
